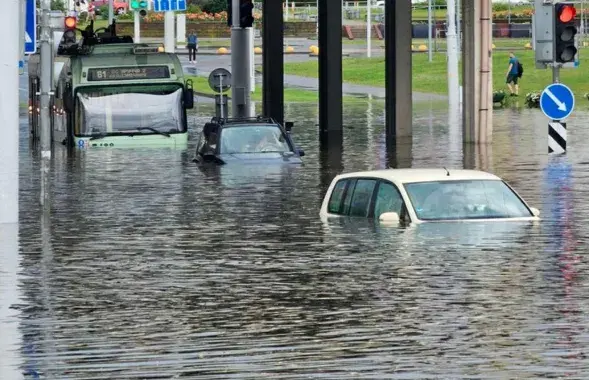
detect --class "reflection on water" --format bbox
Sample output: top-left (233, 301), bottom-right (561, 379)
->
top-left (3, 100), bottom-right (589, 378)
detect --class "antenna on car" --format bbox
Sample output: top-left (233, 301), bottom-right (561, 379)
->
top-left (443, 167), bottom-right (450, 176)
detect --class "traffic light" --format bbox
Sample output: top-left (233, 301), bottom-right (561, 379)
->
top-left (554, 2), bottom-right (578, 63)
top-left (226, 0), bottom-right (234, 27)
top-left (226, 0), bottom-right (254, 28)
top-left (63, 16), bottom-right (77, 43)
top-left (130, 0), bottom-right (148, 17)
top-left (240, 1), bottom-right (254, 28)
top-left (64, 16), bottom-right (76, 30)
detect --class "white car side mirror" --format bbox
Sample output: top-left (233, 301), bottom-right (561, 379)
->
top-left (530, 207), bottom-right (540, 217)
top-left (379, 212), bottom-right (400, 225)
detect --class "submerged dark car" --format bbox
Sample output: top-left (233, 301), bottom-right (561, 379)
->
top-left (193, 117), bottom-right (305, 165)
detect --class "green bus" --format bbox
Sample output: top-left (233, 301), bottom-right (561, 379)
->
top-left (28, 25), bottom-right (194, 149)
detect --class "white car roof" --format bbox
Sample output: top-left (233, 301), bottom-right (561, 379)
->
top-left (334, 168), bottom-right (501, 184)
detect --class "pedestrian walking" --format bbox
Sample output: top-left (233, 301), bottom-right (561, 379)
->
top-left (506, 52), bottom-right (522, 96)
top-left (187, 30), bottom-right (198, 64)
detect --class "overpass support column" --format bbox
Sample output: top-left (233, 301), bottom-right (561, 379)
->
top-left (462, 0), bottom-right (493, 144)
top-left (385, 0), bottom-right (412, 167)
top-left (262, 0), bottom-right (284, 125)
top-left (318, 0), bottom-right (343, 150)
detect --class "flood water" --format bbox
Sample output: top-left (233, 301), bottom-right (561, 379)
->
top-left (3, 99), bottom-right (589, 379)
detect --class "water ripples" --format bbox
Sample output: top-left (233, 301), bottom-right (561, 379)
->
top-left (3, 101), bottom-right (589, 379)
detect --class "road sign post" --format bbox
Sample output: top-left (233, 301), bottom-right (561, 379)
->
top-left (540, 82), bottom-right (574, 155)
top-left (209, 68), bottom-right (232, 119)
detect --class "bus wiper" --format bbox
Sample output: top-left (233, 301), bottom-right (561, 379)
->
top-left (137, 127), bottom-right (171, 137)
top-left (89, 133), bottom-right (108, 141)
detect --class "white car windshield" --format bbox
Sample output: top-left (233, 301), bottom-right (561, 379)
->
top-left (219, 125), bottom-right (292, 154)
top-left (404, 180), bottom-right (533, 221)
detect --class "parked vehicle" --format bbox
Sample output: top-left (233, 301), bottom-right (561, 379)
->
top-left (320, 168), bottom-right (540, 225)
top-left (194, 117), bottom-right (305, 165)
top-left (93, 0), bottom-right (129, 15)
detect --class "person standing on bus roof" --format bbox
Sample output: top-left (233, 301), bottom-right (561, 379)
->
top-left (187, 31), bottom-right (198, 64)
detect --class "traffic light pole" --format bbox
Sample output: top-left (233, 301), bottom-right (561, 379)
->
top-left (40, 0), bottom-right (53, 207)
top-left (230, 0), bottom-right (252, 118)
top-left (552, 63), bottom-right (560, 83)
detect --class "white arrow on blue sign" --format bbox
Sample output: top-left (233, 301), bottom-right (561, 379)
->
top-left (153, 0), bottom-right (186, 12)
top-left (540, 83), bottom-right (575, 121)
top-left (25, 0), bottom-right (36, 54)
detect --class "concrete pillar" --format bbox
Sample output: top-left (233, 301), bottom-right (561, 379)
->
top-left (164, 11), bottom-right (175, 53)
top-left (262, 0), bottom-right (284, 125)
top-left (384, 0), bottom-right (412, 166)
top-left (461, 0), bottom-right (492, 144)
top-left (176, 13), bottom-right (186, 44)
top-left (0, 0), bottom-right (19, 224)
top-left (318, 0), bottom-right (343, 150)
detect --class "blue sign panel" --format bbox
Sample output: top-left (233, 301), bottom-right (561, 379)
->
top-left (540, 83), bottom-right (575, 121)
top-left (25, 0), bottom-right (36, 54)
top-left (153, 0), bottom-right (186, 12)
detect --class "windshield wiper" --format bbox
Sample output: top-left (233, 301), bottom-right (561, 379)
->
top-left (89, 133), bottom-right (108, 141)
top-left (137, 127), bottom-right (171, 137)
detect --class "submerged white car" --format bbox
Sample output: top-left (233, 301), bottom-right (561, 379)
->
top-left (319, 169), bottom-right (540, 225)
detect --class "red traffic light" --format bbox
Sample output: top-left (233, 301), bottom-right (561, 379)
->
top-left (65, 16), bottom-right (76, 29)
top-left (558, 5), bottom-right (576, 23)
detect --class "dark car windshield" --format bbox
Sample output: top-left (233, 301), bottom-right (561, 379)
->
top-left (219, 125), bottom-right (292, 154)
top-left (404, 179), bottom-right (533, 221)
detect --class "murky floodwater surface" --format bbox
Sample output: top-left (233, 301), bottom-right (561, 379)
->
top-left (3, 99), bottom-right (589, 379)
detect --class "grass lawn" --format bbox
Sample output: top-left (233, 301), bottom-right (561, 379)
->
top-left (187, 76), bottom-right (360, 103)
top-left (283, 50), bottom-right (589, 98)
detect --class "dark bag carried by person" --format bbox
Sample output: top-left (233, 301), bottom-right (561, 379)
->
top-left (517, 61), bottom-right (524, 78)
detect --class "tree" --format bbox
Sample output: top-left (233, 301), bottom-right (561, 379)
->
top-left (200, 0), bottom-right (227, 14)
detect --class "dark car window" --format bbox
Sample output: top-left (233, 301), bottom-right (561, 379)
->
top-left (349, 179), bottom-right (377, 217)
top-left (328, 179), bottom-right (348, 214)
top-left (373, 181), bottom-right (404, 218)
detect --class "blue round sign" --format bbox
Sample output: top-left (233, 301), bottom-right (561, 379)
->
top-left (78, 139), bottom-right (86, 148)
top-left (540, 83), bottom-right (575, 121)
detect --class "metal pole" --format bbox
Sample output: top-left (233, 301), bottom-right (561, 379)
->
top-left (250, 27), bottom-right (255, 93)
top-left (0, 0), bottom-right (19, 223)
top-left (428, 0), bottom-right (432, 62)
top-left (108, 0), bottom-right (114, 24)
top-left (508, 0), bottom-right (511, 25)
top-left (553, 64), bottom-right (560, 83)
top-left (134, 11), bottom-right (140, 42)
top-left (446, 0), bottom-right (460, 115)
top-left (219, 75), bottom-right (224, 118)
top-left (231, 0), bottom-right (252, 118)
top-left (40, 0), bottom-right (53, 207)
top-left (456, 0), bottom-right (461, 58)
top-left (367, 0), bottom-right (372, 58)
top-left (164, 11), bottom-right (175, 53)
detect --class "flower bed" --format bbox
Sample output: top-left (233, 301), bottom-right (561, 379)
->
top-left (525, 92), bottom-right (541, 108)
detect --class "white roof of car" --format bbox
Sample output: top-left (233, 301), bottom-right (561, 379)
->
top-left (334, 168), bottom-right (501, 184)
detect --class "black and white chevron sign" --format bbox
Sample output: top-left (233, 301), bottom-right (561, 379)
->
top-left (548, 122), bottom-right (567, 154)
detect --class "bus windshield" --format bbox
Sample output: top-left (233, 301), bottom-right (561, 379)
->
top-left (75, 84), bottom-right (185, 137)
